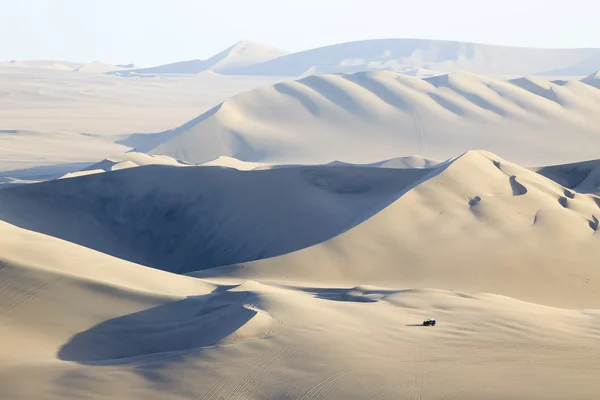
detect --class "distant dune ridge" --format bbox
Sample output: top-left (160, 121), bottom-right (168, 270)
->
top-left (0, 59), bottom-right (137, 73)
top-left (108, 40), bottom-right (289, 76)
top-left (110, 38), bottom-right (600, 77)
top-left (6, 39), bottom-right (600, 78)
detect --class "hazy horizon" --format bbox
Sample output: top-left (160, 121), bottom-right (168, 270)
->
top-left (3, 0), bottom-right (600, 66)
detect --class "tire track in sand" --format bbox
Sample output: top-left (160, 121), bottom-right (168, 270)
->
top-left (200, 341), bottom-right (306, 400)
top-left (0, 262), bottom-right (63, 317)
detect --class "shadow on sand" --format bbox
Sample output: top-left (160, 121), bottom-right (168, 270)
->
top-left (58, 290), bottom-right (262, 365)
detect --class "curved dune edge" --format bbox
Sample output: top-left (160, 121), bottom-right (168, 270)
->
top-left (194, 150), bottom-right (600, 309)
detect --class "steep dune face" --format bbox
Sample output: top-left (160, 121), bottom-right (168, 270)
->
top-left (197, 151), bottom-right (600, 309)
top-left (143, 71), bottom-right (600, 166)
top-left (581, 70), bottom-right (600, 88)
top-left (534, 158), bottom-right (600, 194)
top-left (0, 164), bottom-right (431, 274)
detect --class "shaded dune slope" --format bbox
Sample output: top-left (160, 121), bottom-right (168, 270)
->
top-left (0, 164), bottom-right (433, 274)
top-left (0, 221), bottom-right (274, 365)
top-left (195, 151), bottom-right (600, 308)
top-left (535, 158), bottom-right (600, 194)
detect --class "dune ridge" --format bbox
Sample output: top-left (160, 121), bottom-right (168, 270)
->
top-left (193, 151), bottom-right (600, 309)
top-left (110, 40), bottom-right (288, 76)
top-left (140, 70), bottom-right (600, 167)
top-left (109, 38), bottom-right (600, 77)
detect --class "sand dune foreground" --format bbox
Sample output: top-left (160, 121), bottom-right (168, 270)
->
top-left (1, 149), bottom-right (599, 399)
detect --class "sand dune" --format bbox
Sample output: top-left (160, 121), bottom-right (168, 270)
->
top-left (198, 155), bottom-right (271, 170)
top-left (0, 64), bottom-right (280, 135)
top-left (1, 60), bottom-right (137, 74)
top-left (535, 158), bottom-right (600, 194)
top-left (0, 162), bottom-right (431, 273)
top-left (325, 155), bottom-right (440, 169)
top-left (223, 38), bottom-right (600, 77)
top-left (141, 70), bottom-right (600, 166)
top-left (0, 60), bottom-right (85, 70)
top-left (75, 61), bottom-right (137, 74)
top-left (2, 150), bottom-right (600, 398)
top-left (581, 70), bottom-right (600, 88)
top-left (0, 64), bottom-right (281, 172)
top-left (1, 218), bottom-right (600, 399)
top-left (2, 150), bottom-right (599, 306)
top-left (111, 40), bottom-right (288, 76)
top-left (62, 153), bottom-right (440, 176)
top-left (59, 152), bottom-right (192, 179)
top-left (195, 151), bottom-right (600, 309)
top-left (4, 67), bottom-right (599, 174)
top-left (110, 38), bottom-right (600, 78)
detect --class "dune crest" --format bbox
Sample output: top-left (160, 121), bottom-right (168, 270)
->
top-left (195, 151), bottom-right (600, 309)
top-left (141, 71), bottom-right (600, 166)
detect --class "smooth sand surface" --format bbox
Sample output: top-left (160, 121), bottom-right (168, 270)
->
top-left (1, 219), bottom-right (599, 399)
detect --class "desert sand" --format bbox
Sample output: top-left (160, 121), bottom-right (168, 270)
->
top-left (1, 149), bottom-right (600, 399)
top-left (1, 46), bottom-right (600, 399)
top-left (143, 70), bottom-right (600, 167)
top-left (122, 38), bottom-right (600, 77)
top-left (0, 64), bottom-right (281, 173)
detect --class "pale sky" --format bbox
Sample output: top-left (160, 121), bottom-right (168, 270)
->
top-left (2, 0), bottom-right (599, 66)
